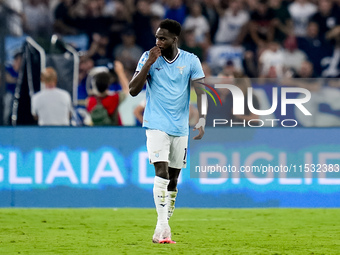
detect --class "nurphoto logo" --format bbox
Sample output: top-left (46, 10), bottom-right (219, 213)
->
top-left (199, 82), bottom-right (312, 128)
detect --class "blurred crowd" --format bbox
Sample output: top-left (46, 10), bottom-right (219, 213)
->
top-left (3, 0), bottom-right (340, 77)
top-left (2, 0), bottom-right (340, 126)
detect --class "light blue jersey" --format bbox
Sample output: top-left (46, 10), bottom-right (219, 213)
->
top-left (136, 49), bottom-right (204, 136)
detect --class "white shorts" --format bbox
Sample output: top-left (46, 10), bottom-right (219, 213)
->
top-left (146, 129), bottom-right (188, 169)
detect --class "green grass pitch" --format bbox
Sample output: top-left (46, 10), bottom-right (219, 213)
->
top-left (0, 208), bottom-right (339, 254)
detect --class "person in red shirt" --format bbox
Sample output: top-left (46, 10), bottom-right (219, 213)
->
top-left (86, 61), bottom-right (129, 125)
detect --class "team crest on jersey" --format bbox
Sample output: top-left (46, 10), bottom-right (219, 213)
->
top-left (153, 150), bottom-right (161, 158)
top-left (176, 66), bottom-right (186, 74)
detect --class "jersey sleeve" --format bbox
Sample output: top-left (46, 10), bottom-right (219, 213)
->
top-left (136, 51), bottom-right (149, 72)
top-left (190, 54), bottom-right (205, 81)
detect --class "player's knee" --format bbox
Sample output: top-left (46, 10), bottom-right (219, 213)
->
top-left (156, 170), bottom-right (168, 179)
top-left (168, 177), bottom-right (178, 191)
top-left (154, 162), bottom-right (169, 179)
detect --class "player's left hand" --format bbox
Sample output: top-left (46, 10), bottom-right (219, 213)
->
top-left (193, 126), bottom-right (204, 140)
top-left (193, 118), bottom-right (205, 140)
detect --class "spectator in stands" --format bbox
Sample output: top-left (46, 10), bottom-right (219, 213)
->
top-left (77, 56), bottom-right (95, 108)
top-left (3, 0), bottom-right (24, 36)
top-left (325, 27), bottom-right (340, 77)
top-left (282, 35), bottom-right (307, 73)
top-left (53, 0), bottom-right (78, 35)
top-left (3, 50), bottom-right (22, 125)
top-left (214, 0), bottom-right (249, 45)
top-left (31, 67), bottom-right (73, 126)
top-left (183, 2), bottom-right (210, 46)
top-left (259, 41), bottom-right (284, 78)
top-left (311, 0), bottom-right (340, 40)
top-left (243, 51), bottom-right (260, 78)
top-left (288, 0), bottom-right (317, 37)
top-left (149, 0), bottom-right (166, 18)
top-left (281, 60), bottom-right (322, 91)
top-left (86, 61), bottom-right (129, 126)
top-left (293, 60), bottom-right (315, 78)
top-left (78, 0), bottom-right (114, 38)
top-left (113, 29), bottom-right (143, 75)
top-left (247, 0), bottom-right (275, 52)
top-left (335, 0), bottom-right (340, 10)
top-left (76, 56), bottom-right (95, 126)
top-left (133, 0), bottom-right (155, 51)
top-left (107, 1), bottom-right (132, 51)
top-left (84, 0), bottom-right (102, 18)
top-left (57, 0), bottom-right (114, 46)
top-left (269, 0), bottom-right (293, 42)
top-left (180, 29), bottom-right (203, 61)
top-left (102, 0), bottom-right (117, 17)
top-left (97, 0), bottom-right (106, 15)
top-left (23, 0), bottom-right (53, 39)
top-left (107, 60), bottom-right (130, 92)
top-left (326, 23), bottom-right (340, 43)
top-left (297, 22), bottom-right (333, 76)
top-left (150, 15), bottom-right (162, 34)
top-left (218, 60), bottom-right (238, 77)
top-left (164, 0), bottom-right (187, 25)
top-left (201, 0), bottom-right (219, 43)
top-left (244, 0), bottom-right (259, 13)
top-left (87, 32), bottom-right (113, 67)
top-left (68, 0), bottom-right (88, 19)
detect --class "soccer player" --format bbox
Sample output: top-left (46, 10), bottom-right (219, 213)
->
top-left (129, 19), bottom-right (207, 243)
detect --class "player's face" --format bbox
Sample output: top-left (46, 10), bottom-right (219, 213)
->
top-left (155, 28), bottom-right (177, 53)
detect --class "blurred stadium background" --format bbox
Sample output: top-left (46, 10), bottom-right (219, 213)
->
top-left (0, 0), bottom-right (340, 253)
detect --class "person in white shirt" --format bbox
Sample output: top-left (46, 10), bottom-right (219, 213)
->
top-left (259, 41), bottom-right (285, 77)
top-left (288, 0), bottom-right (317, 37)
top-left (282, 35), bottom-right (307, 72)
top-left (214, 0), bottom-right (249, 44)
top-left (183, 2), bottom-right (210, 44)
top-left (31, 67), bottom-right (72, 126)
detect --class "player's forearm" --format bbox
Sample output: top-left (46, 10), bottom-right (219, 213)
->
top-left (193, 79), bottom-right (208, 119)
top-left (129, 63), bottom-right (151, 97)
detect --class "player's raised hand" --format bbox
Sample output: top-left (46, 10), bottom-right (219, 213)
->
top-left (114, 60), bottom-right (124, 74)
top-left (147, 46), bottom-right (161, 65)
top-left (193, 118), bottom-right (205, 140)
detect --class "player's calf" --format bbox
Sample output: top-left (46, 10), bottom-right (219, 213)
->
top-left (168, 189), bottom-right (178, 220)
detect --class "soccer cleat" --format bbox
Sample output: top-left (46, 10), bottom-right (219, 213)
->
top-left (159, 238), bottom-right (176, 244)
top-left (152, 225), bottom-right (172, 243)
top-left (152, 227), bottom-right (162, 243)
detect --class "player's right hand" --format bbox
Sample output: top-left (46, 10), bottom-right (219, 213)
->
top-left (147, 46), bottom-right (161, 65)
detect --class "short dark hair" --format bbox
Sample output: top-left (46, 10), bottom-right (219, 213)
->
top-left (95, 72), bottom-right (111, 93)
top-left (159, 19), bottom-right (181, 36)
